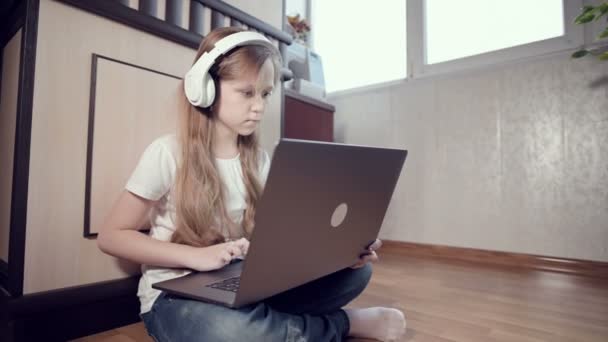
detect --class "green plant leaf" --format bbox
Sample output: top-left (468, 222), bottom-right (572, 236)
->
top-left (572, 49), bottom-right (589, 58)
top-left (600, 27), bottom-right (608, 39)
top-left (575, 12), bottom-right (596, 24)
top-left (594, 4), bottom-right (608, 20)
top-left (575, 6), bottom-right (594, 23)
top-left (599, 51), bottom-right (608, 60)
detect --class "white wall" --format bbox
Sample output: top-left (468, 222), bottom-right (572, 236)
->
top-left (225, 0), bottom-right (283, 29)
top-left (285, 0), bottom-right (308, 18)
top-left (330, 52), bottom-right (608, 262)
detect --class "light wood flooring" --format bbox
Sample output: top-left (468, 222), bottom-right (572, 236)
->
top-left (72, 251), bottom-right (608, 342)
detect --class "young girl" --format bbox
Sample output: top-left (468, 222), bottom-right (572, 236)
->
top-left (98, 27), bottom-right (406, 342)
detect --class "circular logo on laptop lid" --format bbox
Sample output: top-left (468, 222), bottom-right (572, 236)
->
top-left (330, 203), bottom-right (348, 228)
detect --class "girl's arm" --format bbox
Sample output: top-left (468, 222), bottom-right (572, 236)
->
top-left (97, 190), bottom-right (248, 271)
top-left (97, 190), bottom-right (194, 268)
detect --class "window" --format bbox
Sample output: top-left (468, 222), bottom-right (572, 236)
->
top-left (311, 0), bottom-right (407, 93)
top-left (309, 0), bottom-right (583, 94)
top-left (425, 0), bottom-right (564, 64)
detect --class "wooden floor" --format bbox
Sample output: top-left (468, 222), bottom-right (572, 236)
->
top-left (72, 251), bottom-right (608, 342)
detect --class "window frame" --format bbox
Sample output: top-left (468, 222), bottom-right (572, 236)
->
top-left (316, 0), bottom-right (587, 97)
top-left (408, 0), bottom-right (584, 78)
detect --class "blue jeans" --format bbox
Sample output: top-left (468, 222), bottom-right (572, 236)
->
top-left (141, 264), bottom-right (372, 342)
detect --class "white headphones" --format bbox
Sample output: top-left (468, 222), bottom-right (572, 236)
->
top-left (184, 31), bottom-right (276, 108)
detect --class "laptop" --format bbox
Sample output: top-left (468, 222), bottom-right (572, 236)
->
top-left (153, 138), bottom-right (407, 308)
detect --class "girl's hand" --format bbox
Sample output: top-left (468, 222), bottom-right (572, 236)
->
top-left (183, 237), bottom-right (249, 272)
top-left (350, 239), bottom-right (382, 269)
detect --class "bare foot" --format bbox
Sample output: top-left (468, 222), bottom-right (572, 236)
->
top-left (344, 307), bottom-right (406, 341)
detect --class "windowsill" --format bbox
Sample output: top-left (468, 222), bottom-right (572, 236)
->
top-left (326, 78), bottom-right (408, 98)
top-left (326, 42), bottom-right (593, 100)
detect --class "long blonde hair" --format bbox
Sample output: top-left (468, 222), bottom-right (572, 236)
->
top-left (171, 27), bottom-right (282, 247)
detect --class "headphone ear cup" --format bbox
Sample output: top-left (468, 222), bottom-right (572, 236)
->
top-left (184, 72), bottom-right (203, 107)
top-left (201, 73), bottom-right (216, 108)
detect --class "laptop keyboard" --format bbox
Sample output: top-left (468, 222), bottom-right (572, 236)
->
top-left (206, 277), bottom-right (241, 292)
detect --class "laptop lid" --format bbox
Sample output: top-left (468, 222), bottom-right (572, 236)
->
top-left (233, 139), bottom-right (407, 307)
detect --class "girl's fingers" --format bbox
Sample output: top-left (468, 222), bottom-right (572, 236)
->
top-left (368, 251), bottom-right (379, 262)
top-left (234, 238), bottom-right (249, 255)
top-left (220, 251), bottom-right (232, 264)
top-left (369, 239), bottom-right (382, 251)
top-left (361, 251), bottom-right (378, 263)
top-left (227, 244), bottom-right (242, 257)
top-left (351, 251), bottom-right (379, 269)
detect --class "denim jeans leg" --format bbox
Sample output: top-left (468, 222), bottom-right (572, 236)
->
top-left (141, 292), bottom-right (350, 342)
top-left (265, 263), bottom-right (373, 315)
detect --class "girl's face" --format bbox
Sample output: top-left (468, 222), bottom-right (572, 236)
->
top-left (215, 58), bottom-right (275, 137)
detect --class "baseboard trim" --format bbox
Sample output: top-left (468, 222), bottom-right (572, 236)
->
top-left (3, 276), bottom-right (141, 342)
top-left (381, 240), bottom-right (608, 279)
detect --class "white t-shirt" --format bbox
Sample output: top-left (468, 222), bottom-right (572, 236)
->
top-left (124, 134), bottom-right (271, 314)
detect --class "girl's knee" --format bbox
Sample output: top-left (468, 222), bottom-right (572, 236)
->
top-left (204, 303), bottom-right (291, 341)
top-left (351, 263), bottom-right (373, 288)
top-left (340, 263), bottom-right (373, 296)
